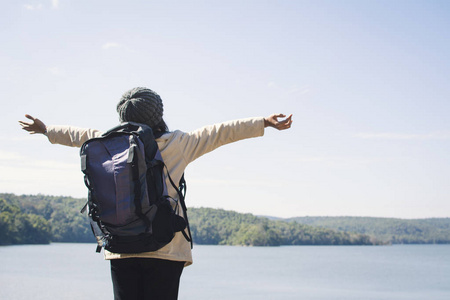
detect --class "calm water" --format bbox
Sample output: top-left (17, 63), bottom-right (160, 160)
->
top-left (1, 243), bottom-right (449, 300)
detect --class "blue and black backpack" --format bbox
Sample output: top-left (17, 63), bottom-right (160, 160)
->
top-left (80, 122), bottom-right (192, 253)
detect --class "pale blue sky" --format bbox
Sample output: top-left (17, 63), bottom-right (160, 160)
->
top-left (1, 0), bottom-right (449, 218)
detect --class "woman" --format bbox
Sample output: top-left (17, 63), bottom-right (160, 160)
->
top-left (19, 87), bottom-right (293, 300)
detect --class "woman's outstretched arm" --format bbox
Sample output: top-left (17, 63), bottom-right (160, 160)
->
top-left (19, 114), bottom-right (102, 147)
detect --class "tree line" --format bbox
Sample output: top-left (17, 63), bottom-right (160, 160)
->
top-left (0, 194), bottom-right (93, 245)
top-left (2, 193), bottom-right (448, 246)
top-left (289, 216), bottom-right (450, 244)
top-left (188, 207), bottom-right (379, 246)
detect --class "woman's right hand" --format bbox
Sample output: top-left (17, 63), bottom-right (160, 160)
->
top-left (19, 114), bottom-right (47, 134)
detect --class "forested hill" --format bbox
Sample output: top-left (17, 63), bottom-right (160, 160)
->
top-left (2, 193), bottom-right (448, 246)
top-left (0, 194), bottom-right (93, 245)
top-left (289, 216), bottom-right (450, 244)
top-left (1, 193), bottom-right (377, 246)
top-left (188, 207), bottom-right (378, 246)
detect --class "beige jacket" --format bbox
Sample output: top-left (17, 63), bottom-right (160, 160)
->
top-left (46, 117), bottom-right (265, 266)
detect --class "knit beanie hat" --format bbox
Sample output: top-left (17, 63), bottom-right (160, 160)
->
top-left (116, 87), bottom-right (164, 128)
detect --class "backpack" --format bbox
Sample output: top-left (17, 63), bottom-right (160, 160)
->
top-left (79, 122), bottom-right (192, 253)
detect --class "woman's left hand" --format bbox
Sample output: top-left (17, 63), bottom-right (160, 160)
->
top-left (19, 114), bottom-right (47, 134)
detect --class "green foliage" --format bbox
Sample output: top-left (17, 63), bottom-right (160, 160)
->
top-left (2, 193), bottom-right (449, 246)
top-left (0, 193), bottom-right (93, 245)
top-left (188, 207), bottom-right (379, 246)
top-left (289, 216), bottom-right (450, 244)
top-left (0, 197), bottom-right (52, 245)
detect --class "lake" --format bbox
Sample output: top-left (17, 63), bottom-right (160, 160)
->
top-left (1, 243), bottom-right (449, 299)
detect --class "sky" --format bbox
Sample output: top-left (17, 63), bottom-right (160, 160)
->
top-left (1, 0), bottom-right (449, 219)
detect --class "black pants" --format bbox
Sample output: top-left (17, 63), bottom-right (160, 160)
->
top-left (110, 258), bottom-right (185, 300)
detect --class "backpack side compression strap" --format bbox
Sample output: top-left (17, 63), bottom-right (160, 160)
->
top-left (167, 171), bottom-right (193, 248)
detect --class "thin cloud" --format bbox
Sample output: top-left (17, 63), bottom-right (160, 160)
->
top-left (23, 1), bottom-right (58, 10)
top-left (295, 156), bottom-right (374, 166)
top-left (354, 132), bottom-right (450, 140)
top-left (48, 66), bottom-right (65, 76)
top-left (1, 135), bottom-right (43, 142)
top-left (268, 82), bottom-right (311, 95)
top-left (190, 177), bottom-right (283, 188)
top-left (1, 156), bottom-right (84, 197)
top-left (102, 42), bottom-right (136, 53)
top-left (23, 4), bottom-right (43, 10)
top-left (51, 0), bottom-right (59, 9)
top-left (0, 150), bottom-right (78, 170)
top-left (102, 42), bottom-right (122, 50)
top-left (289, 85), bottom-right (310, 95)
top-left (0, 151), bottom-right (23, 161)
